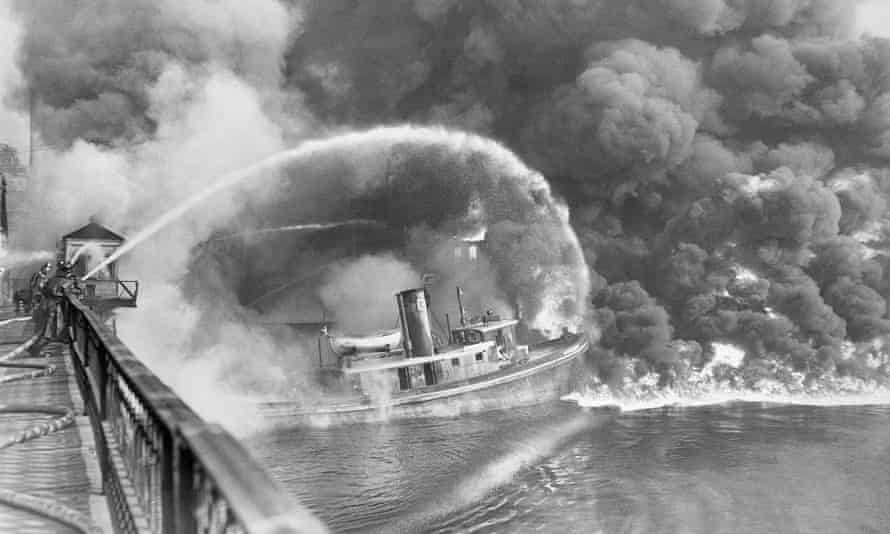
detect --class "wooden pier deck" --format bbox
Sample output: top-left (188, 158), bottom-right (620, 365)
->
top-left (0, 315), bottom-right (109, 533)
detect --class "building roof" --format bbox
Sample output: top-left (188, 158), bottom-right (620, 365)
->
top-left (62, 221), bottom-right (125, 242)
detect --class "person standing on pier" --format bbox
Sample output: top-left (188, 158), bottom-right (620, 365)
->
top-left (39, 260), bottom-right (79, 341)
top-left (28, 262), bottom-right (52, 312)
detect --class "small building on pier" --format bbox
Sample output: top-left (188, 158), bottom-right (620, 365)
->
top-left (61, 218), bottom-right (125, 280)
top-left (60, 218), bottom-right (138, 311)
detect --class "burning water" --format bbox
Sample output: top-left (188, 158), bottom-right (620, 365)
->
top-left (564, 342), bottom-right (890, 413)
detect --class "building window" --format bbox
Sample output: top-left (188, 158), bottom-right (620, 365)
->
top-left (451, 358), bottom-right (460, 366)
top-left (475, 353), bottom-right (484, 362)
top-left (468, 245), bottom-right (478, 260)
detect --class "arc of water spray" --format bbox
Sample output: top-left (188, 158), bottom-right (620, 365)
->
top-left (69, 243), bottom-right (92, 263)
top-left (209, 219), bottom-right (383, 242)
top-left (83, 124), bottom-right (561, 281)
top-left (70, 246), bottom-right (85, 263)
top-left (245, 265), bottom-right (330, 307)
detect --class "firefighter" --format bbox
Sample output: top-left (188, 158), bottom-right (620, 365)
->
top-left (28, 262), bottom-right (52, 312)
top-left (31, 262), bottom-right (52, 287)
top-left (29, 262), bottom-right (53, 341)
top-left (41, 260), bottom-right (77, 341)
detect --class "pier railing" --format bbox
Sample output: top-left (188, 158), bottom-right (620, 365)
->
top-left (60, 294), bottom-right (328, 534)
top-left (80, 279), bottom-right (140, 309)
top-left (81, 279), bottom-right (139, 300)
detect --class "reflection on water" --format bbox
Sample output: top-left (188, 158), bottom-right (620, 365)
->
top-left (247, 403), bottom-right (890, 534)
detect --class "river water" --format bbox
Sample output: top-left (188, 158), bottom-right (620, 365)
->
top-left (247, 401), bottom-right (890, 533)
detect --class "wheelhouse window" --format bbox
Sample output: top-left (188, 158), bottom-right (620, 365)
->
top-left (454, 330), bottom-right (483, 345)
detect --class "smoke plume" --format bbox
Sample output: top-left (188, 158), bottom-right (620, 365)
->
top-left (6, 0), bottom-right (890, 417)
top-left (0, 1), bottom-right (26, 153)
top-left (319, 254), bottom-right (421, 334)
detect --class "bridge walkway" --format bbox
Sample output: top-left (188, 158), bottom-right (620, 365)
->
top-left (0, 314), bottom-right (110, 533)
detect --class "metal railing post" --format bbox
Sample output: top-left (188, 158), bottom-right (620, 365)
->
top-left (172, 437), bottom-right (197, 534)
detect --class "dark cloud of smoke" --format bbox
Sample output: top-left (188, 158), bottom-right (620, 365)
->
top-left (10, 0), bottom-right (300, 148)
top-left (521, 38), bottom-right (725, 203)
top-left (8, 0), bottom-right (890, 397)
top-left (593, 281), bottom-right (676, 371)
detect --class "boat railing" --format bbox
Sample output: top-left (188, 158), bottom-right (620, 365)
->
top-left (61, 293), bottom-right (328, 534)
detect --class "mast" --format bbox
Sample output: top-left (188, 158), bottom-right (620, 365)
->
top-left (456, 286), bottom-right (466, 326)
top-left (0, 176), bottom-right (8, 245)
top-left (0, 176), bottom-right (7, 305)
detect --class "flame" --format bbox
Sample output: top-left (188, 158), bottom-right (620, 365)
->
top-left (732, 264), bottom-right (761, 284)
top-left (458, 226), bottom-right (487, 243)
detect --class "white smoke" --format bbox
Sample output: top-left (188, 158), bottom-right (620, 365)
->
top-left (158, 0), bottom-right (296, 86)
top-left (855, 0), bottom-right (890, 38)
top-left (18, 21), bottom-right (307, 434)
top-left (0, 248), bottom-right (53, 270)
top-left (319, 254), bottom-right (422, 334)
top-left (110, 67), bottom-right (298, 435)
top-left (0, 0), bottom-right (27, 153)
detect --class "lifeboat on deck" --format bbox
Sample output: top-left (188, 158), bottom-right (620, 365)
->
top-left (327, 328), bottom-right (402, 355)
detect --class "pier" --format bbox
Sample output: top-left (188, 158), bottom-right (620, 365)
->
top-left (0, 297), bottom-right (328, 533)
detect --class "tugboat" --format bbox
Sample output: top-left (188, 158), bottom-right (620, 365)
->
top-left (259, 287), bottom-right (589, 425)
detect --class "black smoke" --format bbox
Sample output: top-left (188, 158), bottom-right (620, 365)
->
top-left (10, 0), bottom-right (890, 388)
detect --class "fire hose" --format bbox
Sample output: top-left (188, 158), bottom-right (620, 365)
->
top-left (0, 315), bottom-right (103, 534)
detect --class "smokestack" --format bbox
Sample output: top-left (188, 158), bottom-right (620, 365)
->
top-left (396, 288), bottom-right (435, 358)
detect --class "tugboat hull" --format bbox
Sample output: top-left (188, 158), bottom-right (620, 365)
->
top-left (259, 334), bottom-right (588, 426)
